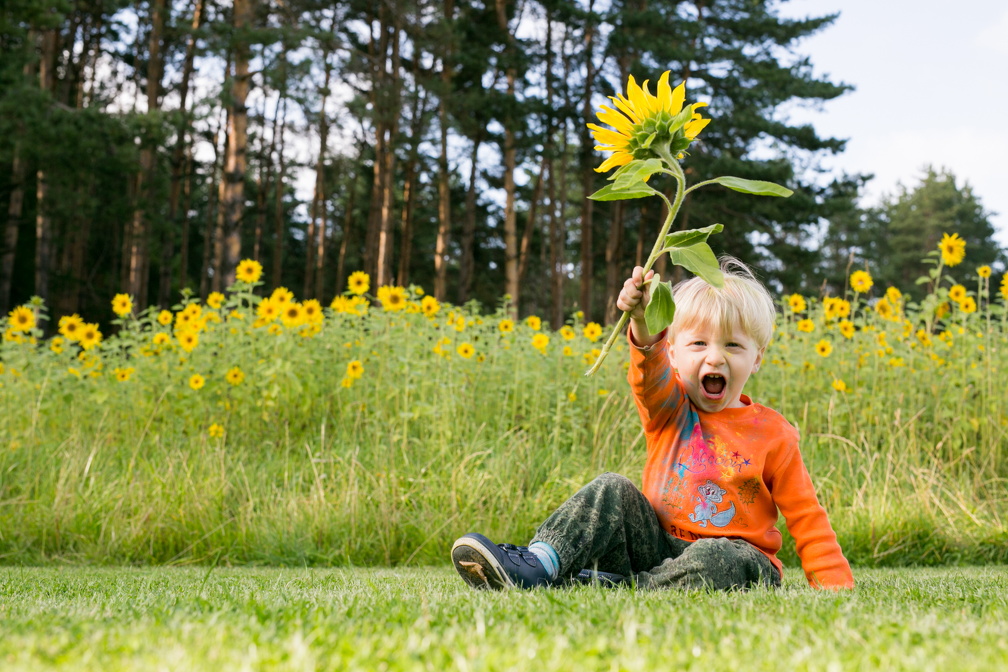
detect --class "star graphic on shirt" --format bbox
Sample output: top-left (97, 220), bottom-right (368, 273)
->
top-left (732, 451), bottom-right (741, 459)
top-left (743, 458), bottom-right (752, 466)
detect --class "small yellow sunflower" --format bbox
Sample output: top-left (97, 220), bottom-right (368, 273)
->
top-left (111, 293), bottom-right (133, 317)
top-left (421, 295), bottom-right (440, 317)
top-left (207, 292), bottom-right (225, 309)
top-left (977, 265), bottom-right (992, 279)
top-left (188, 374), bottom-right (205, 391)
top-left (377, 285), bottom-right (407, 312)
top-left (79, 323), bottom-right (102, 350)
top-left (8, 306), bottom-right (35, 332)
top-left (525, 315), bottom-right (542, 331)
top-left (850, 270), bottom-right (873, 294)
top-left (177, 330), bottom-right (199, 353)
top-left (347, 271), bottom-right (370, 295)
top-left (302, 299), bottom-right (323, 324)
top-left (787, 294), bottom-right (807, 314)
top-left (157, 310), bottom-right (173, 326)
top-left (225, 366), bottom-right (244, 386)
top-left (457, 343), bottom-right (475, 359)
top-left (280, 301), bottom-right (305, 328)
top-left (958, 296), bottom-right (977, 314)
top-left (256, 297), bottom-right (281, 323)
top-left (796, 319), bottom-right (815, 333)
top-left (948, 284), bottom-right (967, 303)
top-left (236, 259), bottom-right (263, 283)
top-left (839, 320), bottom-right (855, 340)
top-left (346, 360), bottom-right (364, 379)
top-left (831, 378), bottom-right (848, 393)
top-left (531, 333), bottom-right (550, 351)
top-left (498, 319), bottom-right (514, 334)
top-left (559, 325), bottom-right (576, 341)
top-left (583, 322), bottom-right (603, 342)
top-left (208, 423), bottom-right (225, 438)
top-left (59, 314), bottom-right (84, 340)
top-left (814, 339), bottom-right (833, 357)
top-left (938, 232), bottom-right (966, 267)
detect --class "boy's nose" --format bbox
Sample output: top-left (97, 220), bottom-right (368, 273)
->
top-left (704, 347), bottom-right (726, 365)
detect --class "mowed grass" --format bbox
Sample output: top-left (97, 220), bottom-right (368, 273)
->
top-left (2, 566), bottom-right (1006, 671)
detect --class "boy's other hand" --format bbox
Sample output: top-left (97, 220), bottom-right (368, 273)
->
top-left (617, 266), bottom-right (654, 321)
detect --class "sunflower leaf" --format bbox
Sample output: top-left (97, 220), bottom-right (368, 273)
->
top-left (589, 182), bottom-right (658, 201)
top-left (666, 103), bottom-right (697, 135)
top-left (663, 223), bottom-right (724, 249)
top-left (645, 281), bottom-right (676, 335)
top-left (710, 176), bottom-right (793, 197)
top-left (612, 159), bottom-right (664, 191)
top-left (665, 242), bottom-right (724, 288)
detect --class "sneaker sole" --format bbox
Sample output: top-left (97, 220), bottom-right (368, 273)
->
top-left (451, 536), bottom-right (516, 590)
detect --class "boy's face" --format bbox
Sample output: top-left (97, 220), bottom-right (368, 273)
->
top-left (669, 320), bottom-right (764, 413)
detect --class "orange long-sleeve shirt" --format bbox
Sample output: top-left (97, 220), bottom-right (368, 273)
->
top-left (628, 332), bottom-right (854, 589)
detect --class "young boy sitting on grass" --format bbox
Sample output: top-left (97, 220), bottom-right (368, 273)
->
top-left (452, 257), bottom-right (854, 591)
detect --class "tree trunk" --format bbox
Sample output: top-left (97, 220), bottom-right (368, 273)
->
top-left (579, 0), bottom-right (597, 321)
top-left (517, 155), bottom-right (548, 286)
top-left (306, 51), bottom-right (332, 299)
top-left (494, 0), bottom-right (520, 313)
top-left (458, 136), bottom-right (480, 304)
top-left (433, 0), bottom-right (455, 300)
top-left (125, 0), bottom-right (166, 308)
top-left (336, 165), bottom-right (358, 294)
top-left (1, 145), bottom-right (26, 314)
top-left (163, 0), bottom-right (203, 304)
top-left (271, 99), bottom-right (288, 289)
top-left (398, 85), bottom-right (426, 288)
top-left (220, 0), bottom-right (254, 288)
top-left (604, 202), bottom-right (625, 324)
top-left (34, 28), bottom-right (58, 305)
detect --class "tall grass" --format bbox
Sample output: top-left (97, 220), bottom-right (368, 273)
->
top-left (1, 268), bottom-right (1007, 567)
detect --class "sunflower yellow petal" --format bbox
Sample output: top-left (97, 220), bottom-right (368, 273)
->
top-left (684, 116), bottom-right (711, 139)
top-left (625, 76), bottom-right (650, 118)
top-left (611, 95), bottom-right (641, 124)
top-left (589, 127), bottom-right (631, 146)
top-left (656, 71), bottom-right (673, 112)
top-left (670, 81), bottom-right (686, 116)
top-left (595, 106), bottom-right (635, 134)
top-left (595, 152), bottom-right (633, 173)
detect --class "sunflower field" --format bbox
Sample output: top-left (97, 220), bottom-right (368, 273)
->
top-left (2, 236), bottom-right (1007, 568)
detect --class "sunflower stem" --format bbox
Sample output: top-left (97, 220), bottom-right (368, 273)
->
top-left (585, 148), bottom-right (686, 376)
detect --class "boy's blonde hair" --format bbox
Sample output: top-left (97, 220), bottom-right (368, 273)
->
top-left (670, 256), bottom-right (777, 349)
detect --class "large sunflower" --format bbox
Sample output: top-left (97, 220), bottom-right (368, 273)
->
top-left (587, 71), bottom-right (710, 173)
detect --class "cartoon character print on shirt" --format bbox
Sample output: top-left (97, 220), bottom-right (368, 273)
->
top-left (688, 480), bottom-right (736, 527)
top-left (661, 423), bottom-right (747, 529)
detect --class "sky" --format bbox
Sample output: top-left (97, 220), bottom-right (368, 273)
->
top-left (778, 0), bottom-right (1008, 245)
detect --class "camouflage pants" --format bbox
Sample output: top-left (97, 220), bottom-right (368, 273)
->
top-left (531, 472), bottom-right (780, 590)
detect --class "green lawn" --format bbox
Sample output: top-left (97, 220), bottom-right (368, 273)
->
top-left (2, 566), bottom-right (1006, 671)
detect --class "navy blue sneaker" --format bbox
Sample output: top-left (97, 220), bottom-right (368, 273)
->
top-left (451, 533), bottom-right (553, 590)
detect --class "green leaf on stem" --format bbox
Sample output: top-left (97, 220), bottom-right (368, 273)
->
top-left (589, 183), bottom-right (658, 201)
top-left (663, 223), bottom-right (724, 249)
top-left (645, 281), bottom-right (676, 335)
top-left (710, 176), bottom-right (793, 197)
top-left (611, 159), bottom-right (664, 190)
top-left (667, 242), bottom-right (724, 288)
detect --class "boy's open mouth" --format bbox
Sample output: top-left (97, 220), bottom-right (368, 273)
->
top-left (701, 374), bottom-right (726, 398)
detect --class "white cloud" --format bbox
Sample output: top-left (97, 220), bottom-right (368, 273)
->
top-left (977, 9), bottom-right (1008, 54)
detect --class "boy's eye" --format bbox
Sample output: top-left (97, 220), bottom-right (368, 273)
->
top-left (691, 340), bottom-right (705, 346)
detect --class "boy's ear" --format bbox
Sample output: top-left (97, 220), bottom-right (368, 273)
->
top-left (752, 347), bottom-right (765, 373)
